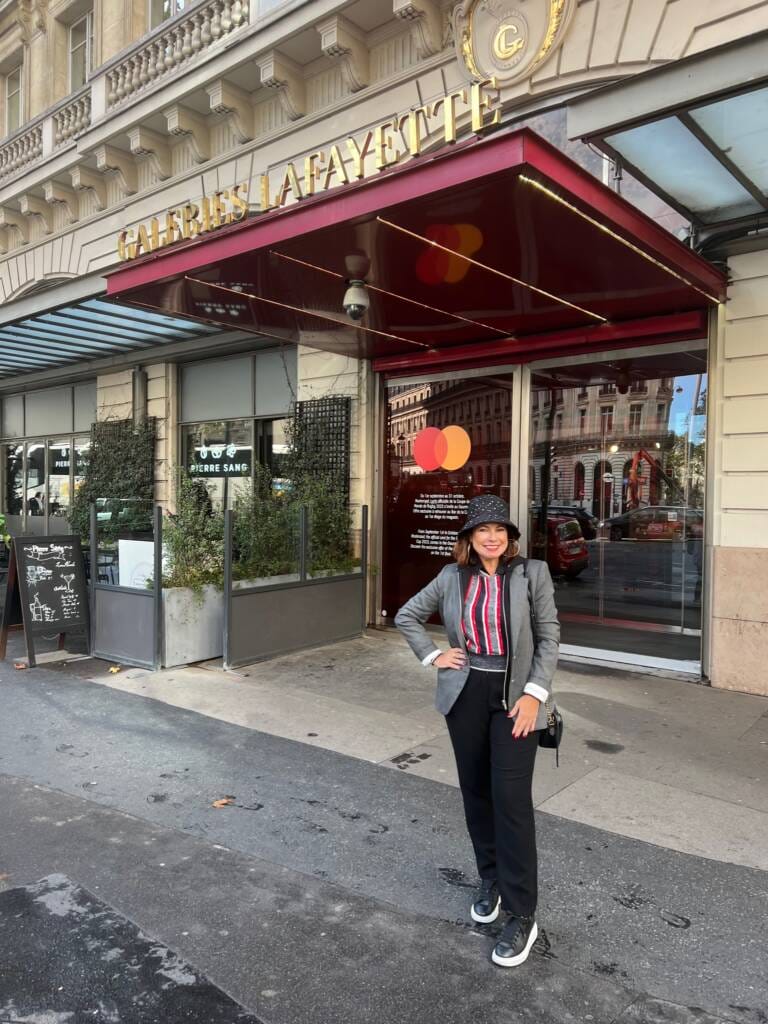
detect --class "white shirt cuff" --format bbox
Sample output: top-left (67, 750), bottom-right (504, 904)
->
top-left (523, 682), bottom-right (549, 703)
top-left (422, 649), bottom-right (441, 667)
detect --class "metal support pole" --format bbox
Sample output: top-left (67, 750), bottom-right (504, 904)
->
top-left (299, 505), bottom-right (308, 582)
top-left (223, 508), bottom-right (233, 670)
top-left (89, 503), bottom-right (97, 656)
top-left (360, 504), bottom-right (369, 632)
top-left (153, 504), bottom-right (163, 671)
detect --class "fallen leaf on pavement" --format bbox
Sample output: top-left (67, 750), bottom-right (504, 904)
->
top-left (108, 665), bottom-right (122, 674)
top-left (212, 796), bottom-right (236, 808)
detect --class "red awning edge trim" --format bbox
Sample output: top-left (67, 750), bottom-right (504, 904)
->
top-left (373, 311), bottom-right (708, 376)
top-left (106, 129), bottom-right (726, 304)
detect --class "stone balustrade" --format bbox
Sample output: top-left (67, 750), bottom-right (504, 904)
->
top-left (106, 0), bottom-right (250, 109)
top-left (0, 124), bottom-right (44, 185)
top-left (53, 91), bottom-right (92, 148)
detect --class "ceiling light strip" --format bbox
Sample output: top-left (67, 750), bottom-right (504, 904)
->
top-left (376, 216), bottom-right (607, 323)
top-left (185, 278), bottom-right (431, 350)
top-left (270, 250), bottom-right (513, 339)
top-left (519, 175), bottom-right (721, 305)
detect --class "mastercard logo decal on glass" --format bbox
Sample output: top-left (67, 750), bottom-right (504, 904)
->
top-left (413, 426), bottom-right (472, 471)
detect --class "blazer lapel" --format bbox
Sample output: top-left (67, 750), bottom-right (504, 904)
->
top-left (506, 563), bottom-right (527, 647)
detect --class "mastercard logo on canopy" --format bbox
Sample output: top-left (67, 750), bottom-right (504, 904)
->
top-left (416, 223), bottom-right (483, 285)
top-left (413, 425), bottom-right (472, 472)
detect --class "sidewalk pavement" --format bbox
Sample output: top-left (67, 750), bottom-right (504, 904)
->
top-left (72, 627), bottom-right (768, 872)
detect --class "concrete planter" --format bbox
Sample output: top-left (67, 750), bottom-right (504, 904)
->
top-left (162, 584), bottom-right (224, 668)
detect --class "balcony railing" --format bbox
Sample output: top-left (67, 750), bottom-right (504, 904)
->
top-left (0, 0), bottom-right (252, 191)
top-left (0, 123), bottom-right (43, 184)
top-left (106, 0), bottom-right (250, 109)
top-left (54, 88), bottom-right (92, 147)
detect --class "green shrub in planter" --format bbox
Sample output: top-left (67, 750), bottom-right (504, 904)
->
top-left (163, 470), bottom-right (224, 598)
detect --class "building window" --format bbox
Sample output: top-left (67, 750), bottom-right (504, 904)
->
top-left (150, 0), bottom-right (187, 28)
top-left (600, 405), bottom-right (614, 435)
top-left (629, 404), bottom-right (642, 433)
top-left (573, 462), bottom-right (585, 501)
top-left (70, 12), bottom-right (94, 91)
top-left (579, 408), bottom-right (587, 435)
top-left (6, 66), bottom-right (21, 134)
top-left (657, 403), bottom-right (666, 425)
top-left (3, 435), bottom-right (89, 522)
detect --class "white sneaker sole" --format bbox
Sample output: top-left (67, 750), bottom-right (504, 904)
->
top-left (470, 895), bottom-right (501, 924)
top-left (491, 921), bottom-right (538, 967)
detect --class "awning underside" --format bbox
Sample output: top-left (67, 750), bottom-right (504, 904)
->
top-left (108, 131), bottom-right (726, 365)
top-left (0, 297), bottom-right (221, 380)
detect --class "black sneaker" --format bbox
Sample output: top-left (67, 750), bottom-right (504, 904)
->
top-left (470, 879), bottom-right (501, 924)
top-left (491, 914), bottom-right (538, 967)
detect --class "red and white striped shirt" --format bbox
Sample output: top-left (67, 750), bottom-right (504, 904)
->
top-left (462, 572), bottom-right (506, 656)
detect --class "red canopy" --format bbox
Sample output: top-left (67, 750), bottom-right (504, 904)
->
top-left (107, 129), bottom-right (725, 367)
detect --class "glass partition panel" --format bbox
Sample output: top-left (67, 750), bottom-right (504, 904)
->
top-left (231, 499), bottom-right (300, 588)
top-left (93, 498), bottom-right (155, 588)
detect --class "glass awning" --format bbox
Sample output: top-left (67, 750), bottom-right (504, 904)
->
top-left (603, 84), bottom-right (768, 228)
top-left (567, 32), bottom-right (768, 235)
top-left (0, 297), bottom-right (221, 380)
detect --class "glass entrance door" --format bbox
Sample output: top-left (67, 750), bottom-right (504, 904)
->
top-left (527, 349), bottom-right (707, 665)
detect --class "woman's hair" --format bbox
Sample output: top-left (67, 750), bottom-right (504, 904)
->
top-left (452, 523), bottom-right (522, 566)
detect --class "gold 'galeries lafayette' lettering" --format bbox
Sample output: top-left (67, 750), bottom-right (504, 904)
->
top-left (117, 79), bottom-right (500, 261)
top-left (263, 78), bottom-right (500, 209)
top-left (118, 184), bottom-right (249, 260)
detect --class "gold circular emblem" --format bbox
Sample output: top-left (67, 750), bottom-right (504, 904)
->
top-left (493, 23), bottom-right (525, 61)
top-left (455, 0), bottom-right (575, 86)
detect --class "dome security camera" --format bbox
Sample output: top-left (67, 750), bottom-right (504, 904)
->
top-left (343, 279), bottom-right (369, 321)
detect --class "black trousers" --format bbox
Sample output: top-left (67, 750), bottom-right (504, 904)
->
top-left (446, 669), bottom-right (539, 918)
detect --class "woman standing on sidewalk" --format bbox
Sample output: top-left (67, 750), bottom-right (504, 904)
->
top-left (395, 495), bottom-right (560, 968)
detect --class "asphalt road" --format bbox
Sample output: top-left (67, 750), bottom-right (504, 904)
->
top-left (0, 659), bottom-right (765, 1024)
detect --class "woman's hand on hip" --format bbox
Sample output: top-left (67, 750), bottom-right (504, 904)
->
top-left (434, 648), bottom-right (467, 670)
top-left (508, 694), bottom-right (540, 738)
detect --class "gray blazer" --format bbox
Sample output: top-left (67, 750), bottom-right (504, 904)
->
top-left (394, 560), bottom-right (560, 729)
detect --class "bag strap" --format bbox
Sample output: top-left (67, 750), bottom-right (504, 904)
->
top-left (523, 558), bottom-right (556, 726)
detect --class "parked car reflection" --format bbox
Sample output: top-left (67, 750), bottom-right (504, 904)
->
top-left (531, 515), bottom-right (589, 578)
top-left (600, 506), bottom-right (704, 542)
top-left (531, 504), bottom-right (598, 540)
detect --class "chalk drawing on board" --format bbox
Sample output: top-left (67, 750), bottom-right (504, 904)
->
top-left (26, 565), bottom-right (53, 584)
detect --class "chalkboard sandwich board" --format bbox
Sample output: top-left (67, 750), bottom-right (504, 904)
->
top-left (0, 535), bottom-right (89, 668)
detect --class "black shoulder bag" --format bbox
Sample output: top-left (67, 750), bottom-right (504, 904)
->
top-left (523, 559), bottom-right (564, 765)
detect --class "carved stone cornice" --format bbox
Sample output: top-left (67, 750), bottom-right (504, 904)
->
top-left (0, 208), bottom-right (30, 245)
top-left (316, 17), bottom-right (370, 92)
top-left (19, 193), bottom-right (52, 234)
top-left (256, 52), bottom-right (305, 122)
top-left (393, 0), bottom-right (442, 59)
top-left (126, 127), bottom-right (172, 181)
top-left (206, 80), bottom-right (254, 144)
top-left (163, 104), bottom-right (210, 165)
top-left (70, 166), bottom-right (107, 211)
top-left (93, 144), bottom-right (138, 197)
top-left (43, 181), bottom-right (79, 224)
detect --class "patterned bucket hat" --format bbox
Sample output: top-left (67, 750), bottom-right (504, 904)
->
top-left (459, 495), bottom-right (517, 536)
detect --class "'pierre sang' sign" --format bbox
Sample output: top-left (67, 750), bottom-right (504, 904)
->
top-left (189, 444), bottom-right (252, 478)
